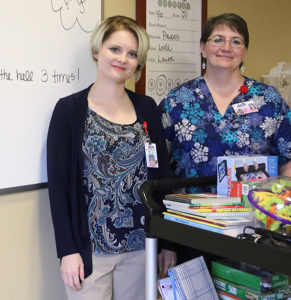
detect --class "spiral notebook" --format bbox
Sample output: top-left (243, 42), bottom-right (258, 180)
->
top-left (168, 256), bottom-right (219, 300)
top-left (164, 208), bottom-right (254, 220)
top-left (163, 212), bottom-right (252, 237)
top-left (190, 211), bottom-right (254, 219)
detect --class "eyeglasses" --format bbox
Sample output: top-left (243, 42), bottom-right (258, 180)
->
top-left (207, 35), bottom-right (245, 48)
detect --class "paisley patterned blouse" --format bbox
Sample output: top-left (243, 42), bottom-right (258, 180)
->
top-left (159, 76), bottom-right (291, 191)
top-left (82, 108), bottom-right (147, 254)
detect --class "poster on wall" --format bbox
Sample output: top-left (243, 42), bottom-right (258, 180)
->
top-left (146, 0), bottom-right (202, 103)
top-left (0, 1), bottom-right (102, 192)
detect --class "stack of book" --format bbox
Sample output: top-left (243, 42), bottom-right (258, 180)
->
top-left (211, 259), bottom-right (291, 299)
top-left (162, 193), bottom-right (255, 237)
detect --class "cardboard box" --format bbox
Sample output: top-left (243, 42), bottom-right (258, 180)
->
top-left (217, 155), bottom-right (278, 197)
top-left (231, 181), bottom-right (259, 208)
top-left (213, 276), bottom-right (291, 300)
top-left (212, 260), bottom-right (290, 292)
top-left (241, 180), bottom-right (274, 208)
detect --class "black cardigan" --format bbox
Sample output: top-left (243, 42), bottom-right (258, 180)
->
top-left (47, 85), bottom-right (172, 277)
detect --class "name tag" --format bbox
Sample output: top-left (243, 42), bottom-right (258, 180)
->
top-left (232, 100), bottom-right (258, 115)
top-left (145, 142), bottom-right (159, 168)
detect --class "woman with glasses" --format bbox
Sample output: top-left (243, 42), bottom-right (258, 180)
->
top-left (158, 13), bottom-right (291, 266)
top-left (159, 13), bottom-right (291, 188)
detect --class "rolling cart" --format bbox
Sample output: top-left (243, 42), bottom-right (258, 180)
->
top-left (139, 176), bottom-right (291, 300)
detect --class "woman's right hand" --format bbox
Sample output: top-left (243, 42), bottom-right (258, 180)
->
top-left (60, 253), bottom-right (85, 290)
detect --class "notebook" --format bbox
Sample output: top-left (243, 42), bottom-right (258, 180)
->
top-left (163, 212), bottom-right (250, 237)
top-left (168, 256), bottom-right (219, 300)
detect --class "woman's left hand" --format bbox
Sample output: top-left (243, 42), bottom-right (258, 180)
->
top-left (157, 249), bottom-right (177, 278)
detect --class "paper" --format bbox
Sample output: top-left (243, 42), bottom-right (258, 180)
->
top-left (158, 277), bottom-right (182, 300)
top-left (146, 0), bottom-right (202, 103)
top-left (168, 256), bottom-right (219, 300)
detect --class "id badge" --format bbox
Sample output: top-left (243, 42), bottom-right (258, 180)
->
top-left (232, 100), bottom-right (258, 115)
top-left (145, 142), bottom-right (159, 168)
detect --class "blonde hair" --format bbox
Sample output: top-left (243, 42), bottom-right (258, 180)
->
top-left (90, 15), bottom-right (149, 81)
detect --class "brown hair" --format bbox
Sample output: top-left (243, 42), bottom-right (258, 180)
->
top-left (201, 13), bottom-right (249, 48)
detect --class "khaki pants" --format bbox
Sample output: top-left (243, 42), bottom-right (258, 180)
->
top-left (65, 250), bottom-right (146, 300)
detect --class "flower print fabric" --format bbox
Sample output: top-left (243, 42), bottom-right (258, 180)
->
top-left (82, 108), bottom-right (147, 254)
top-left (159, 76), bottom-right (291, 190)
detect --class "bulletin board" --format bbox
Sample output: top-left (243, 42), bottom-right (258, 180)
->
top-left (0, 0), bottom-right (103, 194)
top-left (136, 0), bottom-right (207, 103)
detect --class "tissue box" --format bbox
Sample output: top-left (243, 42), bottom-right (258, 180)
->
top-left (217, 155), bottom-right (278, 196)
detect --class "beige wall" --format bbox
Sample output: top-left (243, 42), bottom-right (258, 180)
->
top-left (207, 0), bottom-right (291, 81)
top-left (103, 0), bottom-right (136, 91)
top-left (1, 1), bottom-right (290, 299)
top-left (0, 189), bottom-right (65, 300)
top-left (0, 1), bottom-right (135, 300)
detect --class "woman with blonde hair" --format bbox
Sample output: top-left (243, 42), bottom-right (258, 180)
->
top-left (47, 15), bottom-right (176, 300)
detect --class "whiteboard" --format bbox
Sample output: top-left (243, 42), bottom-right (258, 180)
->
top-left (146, 0), bottom-right (202, 103)
top-left (0, 0), bottom-right (102, 191)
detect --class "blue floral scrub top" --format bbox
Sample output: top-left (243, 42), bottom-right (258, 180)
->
top-left (159, 76), bottom-right (291, 189)
top-left (82, 108), bottom-right (147, 254)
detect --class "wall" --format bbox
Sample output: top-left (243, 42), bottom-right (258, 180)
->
top-left (105, 0), bottom-right (136, 91)
top-left (207, 0), bottom-right (291, 81)
top-left (0, 189), bottom-right (65, 300)
top-left (0, 1), bottom-right (135, 300)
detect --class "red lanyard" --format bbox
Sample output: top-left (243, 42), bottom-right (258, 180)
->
top-left (143, 121), bottom-right (148, 135)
